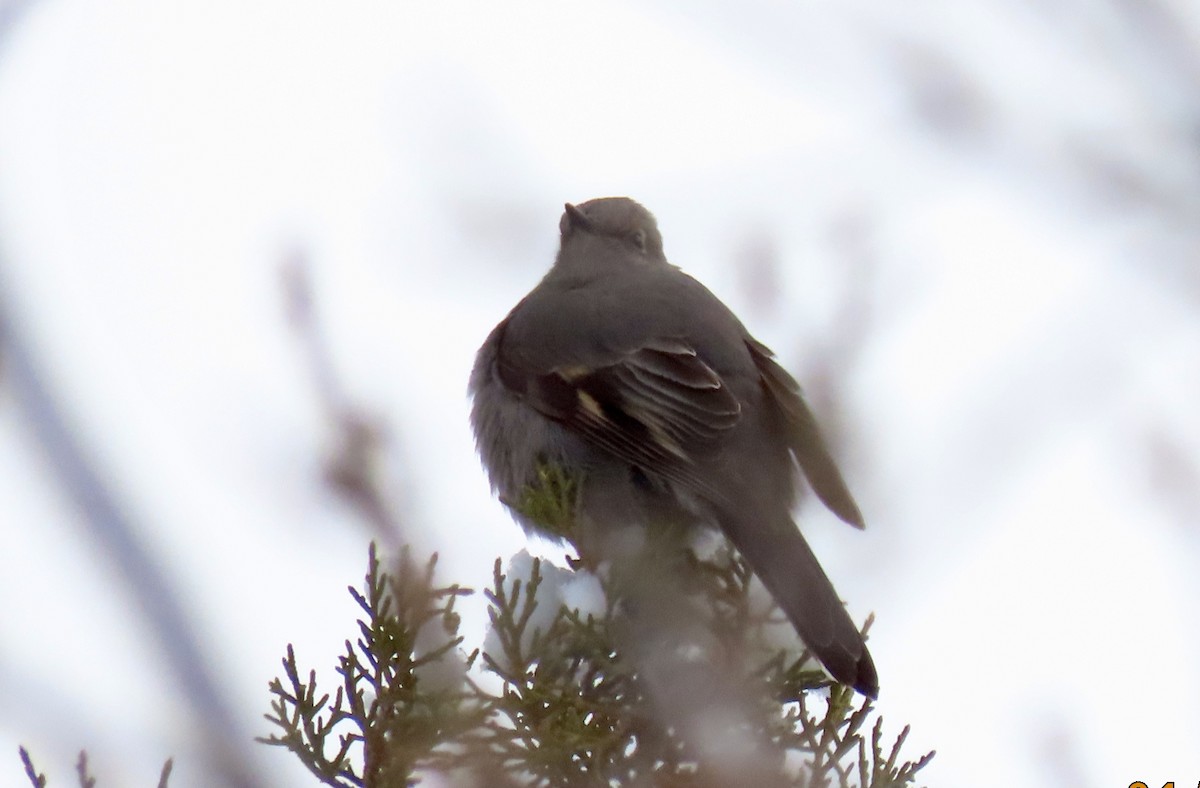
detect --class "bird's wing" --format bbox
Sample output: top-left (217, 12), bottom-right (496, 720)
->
top-left (745, 337), bottom-right (865, 529)
top-left (497, 335), bottom-right (741, 501)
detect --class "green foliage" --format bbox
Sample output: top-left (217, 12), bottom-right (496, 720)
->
top-left (261, 544), bottom-right (935, 787)
top-left (259, 546), bottom-right (483, 786)
top-left (17, 747), bottom-right (172, 788)
top-left (473, 559), bottom-right (653, 784)
top-left (510, 461), bottom-right (579, 542)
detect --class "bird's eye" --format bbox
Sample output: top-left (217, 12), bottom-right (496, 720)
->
top-left (630, 228), bottom-right (647, 251)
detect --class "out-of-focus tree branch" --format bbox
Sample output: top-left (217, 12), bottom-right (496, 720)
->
top-left (0, 273), bottom-right (266, 787)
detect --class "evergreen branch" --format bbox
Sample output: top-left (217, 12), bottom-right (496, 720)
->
top-left (256, 543), bottom-right (933, 787)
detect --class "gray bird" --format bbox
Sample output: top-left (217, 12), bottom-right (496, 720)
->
top-left (469, 197), bottom-right (878, 698)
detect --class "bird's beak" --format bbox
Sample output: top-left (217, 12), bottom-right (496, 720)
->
top-left (564, 202), bottom-right (592, 232)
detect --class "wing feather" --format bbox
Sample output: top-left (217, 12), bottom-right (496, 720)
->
top-left (746, 337), bottom-right (864, 528)
top-left (498, 337), bottom-right (741, 502)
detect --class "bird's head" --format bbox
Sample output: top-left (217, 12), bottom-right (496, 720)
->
top-left (556, 197), bottom-right (666, 266)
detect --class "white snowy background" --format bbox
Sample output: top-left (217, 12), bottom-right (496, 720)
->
top-left (2, 0), bottom-right (1198, 785)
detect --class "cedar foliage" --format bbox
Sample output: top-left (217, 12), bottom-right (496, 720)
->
top-left (259, 544), bottom-right (933, 787)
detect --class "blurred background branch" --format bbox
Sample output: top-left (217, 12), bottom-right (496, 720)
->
top-left (0, 261), bottom-right (264, 787)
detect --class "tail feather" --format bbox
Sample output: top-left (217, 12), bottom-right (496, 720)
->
top-left (719, 510), bottom-right (878, 697)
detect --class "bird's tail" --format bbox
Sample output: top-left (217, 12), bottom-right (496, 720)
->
top-left (717, 510), bottom-right (878, 697)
